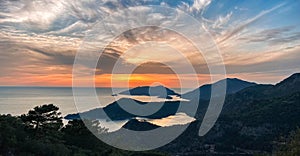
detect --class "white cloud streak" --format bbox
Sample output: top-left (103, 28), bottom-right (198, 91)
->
top-left (217, 3), bottom-right (286, 44)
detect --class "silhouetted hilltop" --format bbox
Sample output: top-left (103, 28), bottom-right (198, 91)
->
top-left (182, 78), bottom-right (256, 100)
top-left (277, 73), bottom-right (300, 86)
top-left (223, 73), bottom-right (300, 107)
top-left (274, 73), bottom-right (300, 95)
top-left (116, 85), bottom-right (180, 98)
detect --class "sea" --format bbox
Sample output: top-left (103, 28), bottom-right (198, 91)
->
top-left (0, 87), bottom-right (195, 132)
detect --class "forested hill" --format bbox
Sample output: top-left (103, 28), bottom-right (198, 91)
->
top-left (160, 73), bottom-right (300, 155)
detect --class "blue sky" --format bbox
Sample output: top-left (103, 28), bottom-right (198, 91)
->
top-left (0, 0), bottom-right (299, 87)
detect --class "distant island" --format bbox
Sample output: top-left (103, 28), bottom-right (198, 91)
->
top-left (65, 77), bottom-right (257, 121)
top-left (113, 85), bottom-right (181, 99)
top-left (65, 98), bottom-right (181, 120)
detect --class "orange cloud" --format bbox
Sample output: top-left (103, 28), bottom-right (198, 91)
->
top-left (0, 74), bottom-right (72, 87)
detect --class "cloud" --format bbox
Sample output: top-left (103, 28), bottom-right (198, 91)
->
top-left (191, 0), bottom-right (212, 12)
top-left (0, 42), bottom-right (73, 78)
top-left (96, 52), bottom-right (134, 74)
top-left (234, 6), bottom-right (249, 11)
top-left (217, 3), bottom-right (285, 44)
top-left (0, 28), bottom-right (81, 79)
top-left (45, 21), bottom-right (89, 37)
top-left (0, 0), bottom-right (299, 86)
top-left (176, 0), bottom-right (212, 18)
top-left (0, 0), bottom-right (66, 30)
top-left (25, 47), bottom-right (75, 66)
top-left (212, 11), bottom-right (232, 29)
top-left (132, 62), bottom-right (176, 74)
top-left (239, 26), bottom-right (295, 42)
top-left (224, 45), bottom-right (300, 75)
top-left (269, 32), bottom-right (300, 45)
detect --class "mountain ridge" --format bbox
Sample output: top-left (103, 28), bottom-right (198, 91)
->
top-left (158, 73), bottom-right (300, 154)
top-left (182, 78), bottom-right (257, 100)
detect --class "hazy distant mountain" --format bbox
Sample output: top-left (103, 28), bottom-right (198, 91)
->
top-left (116, 85), bottom-right (180, 98)
top-left (182, 78), bottom-right (257, 100)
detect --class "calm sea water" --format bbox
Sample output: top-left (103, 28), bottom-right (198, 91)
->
top-left (0, 87), bottom-right (193, 131)
top-left (0, 87), bottom-right (186, 116)
top-left (0, 87), bottom-right (117, 116)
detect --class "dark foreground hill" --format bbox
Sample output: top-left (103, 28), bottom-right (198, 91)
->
top-left (158, 73), bottom-right (300, 155)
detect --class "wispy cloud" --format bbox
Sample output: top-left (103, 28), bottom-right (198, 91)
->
top-left (0, 0), bottom-right (299, 86)
top-left (217, 3), bottom-right (286, 44)
top-left (212, 11), bottom-right (232, 29)
top-left (0, 0), bottom-right (66, 30)
top-left (190, 0), bottom-right (212, 12)
top-left (239, 26), bottom-right (295, 42)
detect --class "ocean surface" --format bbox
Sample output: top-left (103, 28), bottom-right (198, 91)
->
top-left (0, 87), bottom-right (117, 116)
top-left (0, 87), bottom-right (194, 132)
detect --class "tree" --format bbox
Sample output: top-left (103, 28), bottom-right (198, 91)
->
top-left (0, 114), bottom-right (27, 154)
top-left (62, 119), bottom-right (167, 156)
top-left (0, 105), bottom-right (166, 156)
top-left (62, 119), bottom-right (113, 155)
top-left (21, 104), bottom-right (63, 137)
top-left (276, 129), bottom-right (300, 156)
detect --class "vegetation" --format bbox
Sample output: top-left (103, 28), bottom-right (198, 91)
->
top-left (0, 104), bottom-right (167, 156)
top-left (159, 74), bottom-right (300, 155)
top-left (276, 128), bottom-right (300, 156)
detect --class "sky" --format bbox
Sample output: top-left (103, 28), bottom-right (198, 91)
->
top-left (0, 0), bottom-right (299, 88)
